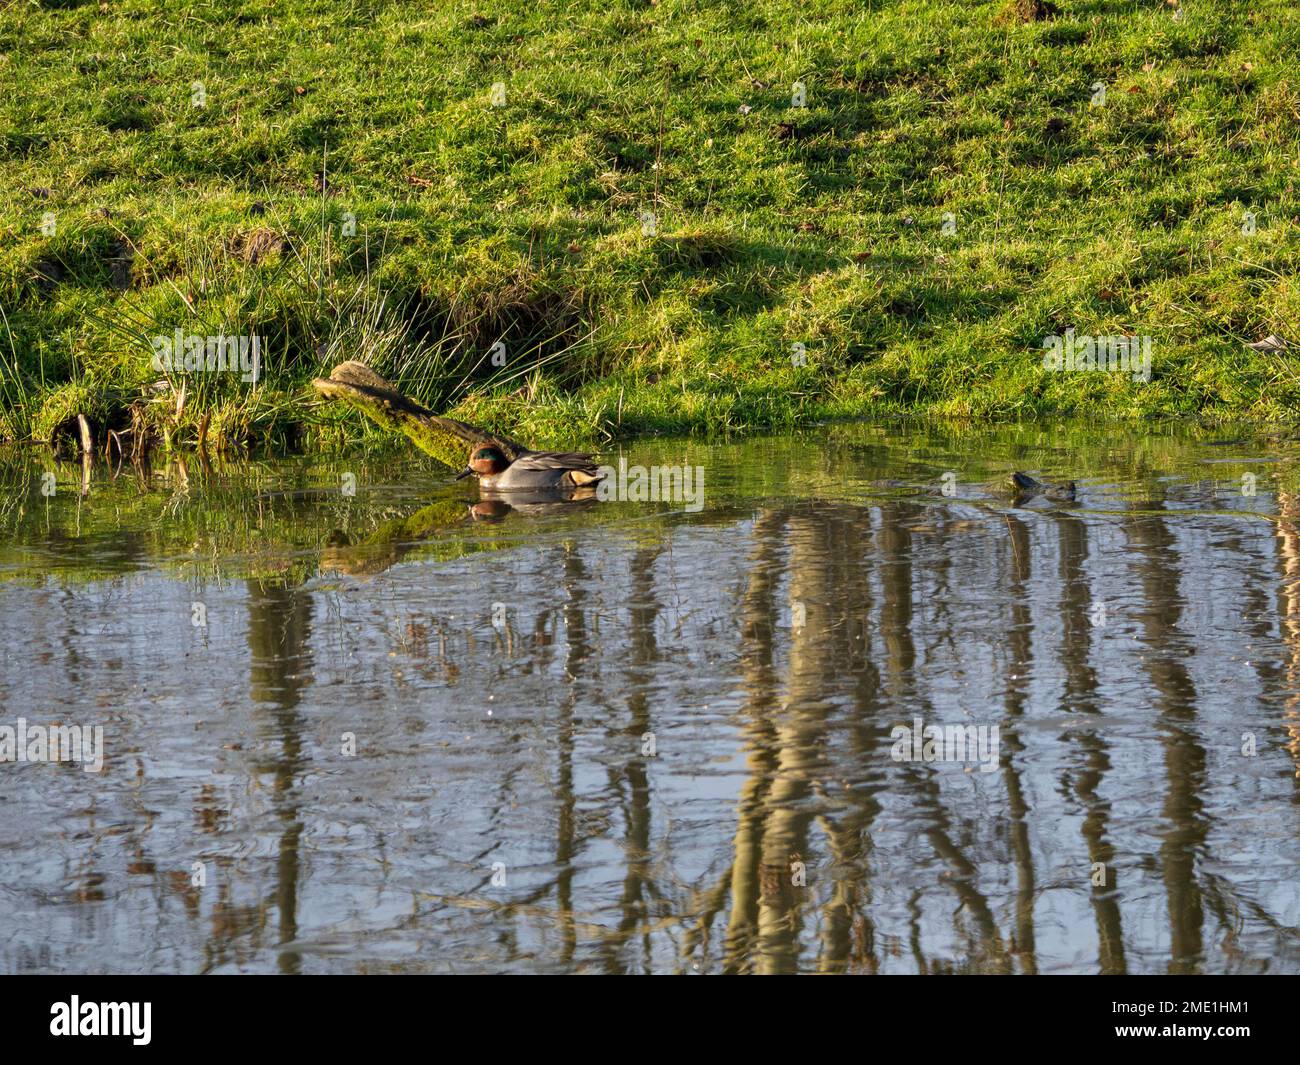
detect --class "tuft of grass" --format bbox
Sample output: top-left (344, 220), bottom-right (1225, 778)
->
top-left (2, 0), bottom-right (1299, 455)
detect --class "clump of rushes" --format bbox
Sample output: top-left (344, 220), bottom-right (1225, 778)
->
top-left (2, 0), bottom-right (1299, 456)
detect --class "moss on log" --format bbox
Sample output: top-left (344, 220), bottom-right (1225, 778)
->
top-left (311, 361), bottom-right (527, 470)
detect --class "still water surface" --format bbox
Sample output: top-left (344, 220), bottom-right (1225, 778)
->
top-left (2, 422), bottom-right (1299, 974)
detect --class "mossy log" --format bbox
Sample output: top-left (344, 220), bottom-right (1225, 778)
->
top-left (311, 361), bottom-right (527, 470)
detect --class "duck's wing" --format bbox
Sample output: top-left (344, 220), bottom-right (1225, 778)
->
top-left (512, 451), bottom-right (605, 485)
top-left (312, 361), bottom-right (529, 469)
top-left (511, 451), bottom-right (599, 471)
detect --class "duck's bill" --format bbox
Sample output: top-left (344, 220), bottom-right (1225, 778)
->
top-left (454, 467), bottom-right (474, 481)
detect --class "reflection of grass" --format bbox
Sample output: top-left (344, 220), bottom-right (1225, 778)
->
top-left (0, 444), bottom-right (715, 584)
top-left (3, 1), bottom-right (1300, 454)
top-left (0, 450), bottom-right (426, 584)
top-left (4, 422), bottom-right (1300, 586)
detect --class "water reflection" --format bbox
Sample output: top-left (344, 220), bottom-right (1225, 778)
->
top-left (247, 580), bottom-right (313, 975)
top-left (1, 423), bottom-right (1299, 973)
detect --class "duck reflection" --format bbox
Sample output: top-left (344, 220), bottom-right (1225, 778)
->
top-left (471, 486), bottom-right (600, 521)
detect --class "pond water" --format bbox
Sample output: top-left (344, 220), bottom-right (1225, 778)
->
top-left (1, 422), bottom-right (1299, 974)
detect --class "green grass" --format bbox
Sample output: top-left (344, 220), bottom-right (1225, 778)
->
top-left (2, 0), bottom-right (1299, 457)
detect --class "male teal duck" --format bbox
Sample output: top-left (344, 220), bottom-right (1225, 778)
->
top-left (455, 445), bottom-right (603, 491)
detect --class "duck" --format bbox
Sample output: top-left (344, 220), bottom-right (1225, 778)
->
top-left (1011, 471), bottom-right (1077, 502)
top-left (455, 445), bottom-right (604, 491)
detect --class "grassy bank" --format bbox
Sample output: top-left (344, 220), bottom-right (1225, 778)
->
top-left (2, 0), bottom-right (1299, 459)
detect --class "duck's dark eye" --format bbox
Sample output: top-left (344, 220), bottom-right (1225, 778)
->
top-left (473, 448), bottom-right (493, 461)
